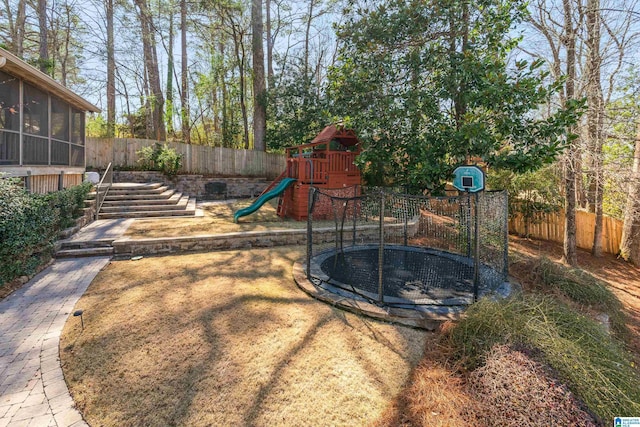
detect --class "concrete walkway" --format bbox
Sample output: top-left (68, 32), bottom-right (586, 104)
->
top-left (0, 256), bottom-right (111, 427)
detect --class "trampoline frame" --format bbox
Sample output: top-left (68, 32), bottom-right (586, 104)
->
top-left (305, 187), bottom-right (510, 308)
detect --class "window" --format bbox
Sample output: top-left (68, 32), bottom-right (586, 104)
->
top-left (23, 83), bottom-right (48, 136)
top-left (0, 71), bottom-right (20, 131)
top-left (51, 97), bottom-right (69, 141)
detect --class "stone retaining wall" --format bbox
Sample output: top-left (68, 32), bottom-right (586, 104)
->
top-left (112, 171), bottom-right (270, 199)
top-left (111, 221), bottom-right (415, 258)
top-left (113, 229), bottom-right (316, 257)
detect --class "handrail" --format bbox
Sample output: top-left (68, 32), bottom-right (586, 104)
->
top-left (95, 162), bottom-right (113, 220)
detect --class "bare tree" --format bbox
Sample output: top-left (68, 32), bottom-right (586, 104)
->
top-left (584, 0), bottom-right (605, 256)
top-left (620, 119), bottom-right (640, 265)
top-left (133, 0), bottom-right (166, 140)
top-left (252, 0), bottom-right (266, 151)
top-left (37, 0), bottom-right (49, 73)
top-left (106, 0), bottom-right (115, 136)
top-left (265, 0), bottom-right (274, 85)
top-left (180, 0), bottom-right (190, 143)
top-left (2, 0), bottom-right (27, 56)
top-left (562, 0), bottom-right (579, 266)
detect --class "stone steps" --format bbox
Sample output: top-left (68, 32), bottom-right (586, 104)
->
top-left (101, 193), bottom-right (182, 206)
top-left (100, 195), bottom-right (188, 212)
top-left (97, 182), bottom-right (196, 220)
top-left (104, 189), bottom-right (176, 201)
top-left (98, 198), bottom-right (196, 219)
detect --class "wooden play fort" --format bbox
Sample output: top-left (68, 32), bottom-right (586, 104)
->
top-left (270, 124), bottom-right (362, 221)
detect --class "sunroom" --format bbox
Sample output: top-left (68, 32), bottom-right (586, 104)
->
top-left (0, 48), bottom-right (100, 193)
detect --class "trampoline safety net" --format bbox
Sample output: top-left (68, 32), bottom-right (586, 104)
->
top-left (305, 187), bottom-right (509, 306)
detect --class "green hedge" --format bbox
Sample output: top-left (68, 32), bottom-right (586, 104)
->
top-left (0, 178), bottom-right (92, 286)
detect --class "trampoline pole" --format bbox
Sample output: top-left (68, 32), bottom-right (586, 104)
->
top-left (503, 191), bottom-right (509, 281)
top-left (473, 191), bottom-right (480, 302)
top-left (307, 187), bottom-right (315, 280)
top-left (403, 196), bottom-right (408, 246)
top-left (378, 192), bottom-right (385, 303)
top-left (466, 191), bottom-right (472, 257)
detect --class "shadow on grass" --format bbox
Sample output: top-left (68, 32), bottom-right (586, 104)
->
top-left (61, 247), bottom-right (427, 426)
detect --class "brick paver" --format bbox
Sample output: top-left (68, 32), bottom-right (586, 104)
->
top-left (62, 219), bottom-right (133, 244)
top-left (0, 257), bottom-right (111, 427)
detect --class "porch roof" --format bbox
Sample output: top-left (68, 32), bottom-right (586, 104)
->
top-left (0, 48), bottom-right (100, 113)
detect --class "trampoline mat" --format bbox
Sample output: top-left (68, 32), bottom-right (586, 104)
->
top-left (318, 246), bottom-right (478, 304)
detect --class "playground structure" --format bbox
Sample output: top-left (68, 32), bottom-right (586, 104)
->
top-left (234, 124), bottom-right (362, 222)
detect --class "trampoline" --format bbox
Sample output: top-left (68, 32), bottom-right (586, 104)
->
top-left (294, 187), bottom-right (513, 328)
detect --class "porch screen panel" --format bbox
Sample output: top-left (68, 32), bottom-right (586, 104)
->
top-left (23, 83), bottom-right (49, 164)
top-left (23, 84), bottom-right (48, 137)
top-left (51, 139), bottom-right (69, 165)
top-left (71, 109), bottom-right (84, 145)
top-left (23, 134), bottom-right (48, 164)
top-left (51, 97), bottom-right (69, 142)
top-left (0, 71), bottom-right (20, 131)
top-left (0, 71), bottom-right (20, 164)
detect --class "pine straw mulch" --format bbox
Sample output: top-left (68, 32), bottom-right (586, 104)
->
top-left (372, 335), bottom-right (599, 427)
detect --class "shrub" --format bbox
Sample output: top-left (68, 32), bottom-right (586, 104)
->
top-left (137, 143), bottom-right (183, 177)
top-left (137, 144), bottom-right (159, 171)
top-left (0, 179), bottom-right (92, 286)
top-left (447, 295), bottom-right (640, 423)
top-left (156, 145), bottom-right (182, 177)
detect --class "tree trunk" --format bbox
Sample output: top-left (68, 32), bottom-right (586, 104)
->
top-left (220, 41), bottom-right (230, 147)
top-left (619, 119), bottom-right (640, 265)
top-left (585, 0), bottom-right (605, 257)
top-left (562, 0), bottom-right (578, 266)
top-left (134, 0), bottom-right (166, 141)
top-left (15, 0), bottom-right (26, 57)
top-left (230, 23), bottom-right (249, 149)
top-left (106, 0), bottom-right (116, 137)
top-left (166, 3), bottom-right (175, 136)
top-left (37, 0), bottom-right (49, 74)
top-left (180, 0), bottom-right (190, 144)
top-left (303, 0), bottom-right (314, 80)
top-left (252, 0), bottom-right (266, 151)
top-left (265, 0), bottom-right (274, 87)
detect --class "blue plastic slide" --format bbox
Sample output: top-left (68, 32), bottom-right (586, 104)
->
top-left (233, 178), bottom-right (297, 223)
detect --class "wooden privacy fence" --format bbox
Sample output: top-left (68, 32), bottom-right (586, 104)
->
top-left (509, 209), bottom-right (623, 255)
top-left (86, 138), bottom-right (286, 179)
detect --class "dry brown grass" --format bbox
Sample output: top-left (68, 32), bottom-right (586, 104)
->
top-left (60, 247), bottom-right (429, 427)
top-left (124, 199), bottom-right (308, 238)
top-left (372, 338), bottom-right (481, 427)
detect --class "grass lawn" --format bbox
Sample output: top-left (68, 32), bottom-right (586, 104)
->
top-left (124, 199), bottom-right (308, 238)
top-left (60, 218), bottom-right (640, 426)
top-left (60, 247), bottom-right (429, 427)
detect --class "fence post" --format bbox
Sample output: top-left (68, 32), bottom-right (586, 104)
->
top-left (58, 171), bottom-right (64, 190)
